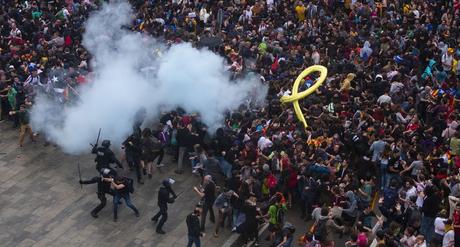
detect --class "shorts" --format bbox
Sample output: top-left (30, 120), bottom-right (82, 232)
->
top-left (268, 223), bottom-right (279, 232)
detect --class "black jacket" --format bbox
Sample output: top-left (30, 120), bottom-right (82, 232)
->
top-left (177, 127), bottom-right (194, 148)
top-left (123, 134), bottom-right (142, 156)
top-left (157, 186), bottom-right (176, 206)
top-left (92, 146), bottom-right (123, 169)
top-left (80, 176), bottom-right (113, 195)
top-left (186, 213), bottom-right (201, 237)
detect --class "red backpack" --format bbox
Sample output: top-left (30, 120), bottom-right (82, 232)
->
top-left (266, 173), bottom-right (277, 189)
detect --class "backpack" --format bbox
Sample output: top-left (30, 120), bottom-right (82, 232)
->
top-left (266, 173), bottom-right (277, 189)
top-left (314, 218), bottom-right (327, 242)
top-left (276, 206), bottom-right (286, 226)
top-left (383, 188), bottom-right (398, 208)
top-left (125, 177), bottom-right (134, 193)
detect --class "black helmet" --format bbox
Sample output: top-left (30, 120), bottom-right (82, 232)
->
top-left (101, 140), bottom-right (111, 148)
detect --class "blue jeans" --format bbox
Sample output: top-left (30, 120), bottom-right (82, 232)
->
top-left (379, 163), bottom-right (388, 190)
top-left (232, 209), bottom-right (239, 228)
top-left (216, 156), bottom-right (232, 178)
top-left (420, 216), bottom-right (435, 242)
top-left (114, 193), bottom-right (139, 219)
top-left (186, 235), bottom-right (201, 247)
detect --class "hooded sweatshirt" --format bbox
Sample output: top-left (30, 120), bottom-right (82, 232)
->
top-left (360, 41), bottom-right (373, 60)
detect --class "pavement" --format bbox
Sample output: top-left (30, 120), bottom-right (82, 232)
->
top-left (0, 121), bottom-right (348, 247)
top-left (0, 121), bottom-right (232, 247)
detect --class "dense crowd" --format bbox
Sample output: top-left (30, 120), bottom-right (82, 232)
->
top-left (1, 0), bottom-right (460, 247)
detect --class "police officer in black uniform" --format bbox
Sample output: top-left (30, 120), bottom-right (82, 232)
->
top-left (79, 168), bottom-right (114, 218)
top-left (151, 179), bottom-right (177, 234)
top-left (92, 140), bottom-right (123, 174)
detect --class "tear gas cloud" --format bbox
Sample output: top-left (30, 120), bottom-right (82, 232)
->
top-left (31, 0), bottom-right (268, 154)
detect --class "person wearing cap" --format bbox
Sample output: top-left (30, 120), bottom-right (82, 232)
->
top-left (151, 178), bottom-right (177, 234)
top-left (79, 168), bottom-right (115, 218)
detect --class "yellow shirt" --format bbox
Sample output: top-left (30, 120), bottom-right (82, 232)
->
top-left (453, 59), bottom-right (458, 74)
top-left (451, 137), bottom-right (460, 156)
top-left (295, 5), bottom-right (306, 21)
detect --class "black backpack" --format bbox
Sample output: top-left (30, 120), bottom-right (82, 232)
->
top-left (125, 177), bottom-right (134, 193)
top-left (314, 218), bottom-right (328, 242)
top-left (276, 206), bottom-right (286, 225)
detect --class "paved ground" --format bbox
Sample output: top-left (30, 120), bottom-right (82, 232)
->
top-left (0, 121), bottom-right (232, 247)
top-left (0, 121), bottom-right (348, 247)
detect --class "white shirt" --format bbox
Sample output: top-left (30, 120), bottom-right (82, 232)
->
top-left (312, 51), bottom-right (320, 64)
top-left (404, 186), bottom-right (417, 208)
top-left (257, 136), bottom-right (273, 151)
top-left (377, 94), bottom-right (392, 105)
top-left (10, 28), bottom-right (21, 38)
top-left (442, 230), bottom-right (454, 247)
top-left (267, 0), bottom-right (274, 8)
top-left (434, 217), bottom-right (446, 235)
top-left (390, 82), bottom-right (404, 95)
top-left (441, 53), bottom-right (453, 71)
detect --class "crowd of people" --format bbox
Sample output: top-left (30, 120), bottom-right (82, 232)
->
top-left (1, 0), bottom-right (460, 247)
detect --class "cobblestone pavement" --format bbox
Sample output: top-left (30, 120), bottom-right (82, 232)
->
top-left (0, 122), bottom-right (232, 247)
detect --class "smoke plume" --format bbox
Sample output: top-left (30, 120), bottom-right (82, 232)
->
top-left (30, 0), bottom-right (267, 154)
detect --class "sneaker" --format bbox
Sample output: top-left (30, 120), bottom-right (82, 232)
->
top-left (174, 170), bottom-right (183, 174)
top-left (114, 218), bottom-right (118, 222)
top-left (142, 168), bottom-right (147, 175)
top-left (138, 179), bottom-right (144, 184)
top-left (135, 212), bottom-right (140, 217)
top-left (91, 212), bottom-right (98, 218)
top-left (151, 217), bottom-right (158, 223)
top-left (156, 164), bottom-right (165, 168)
top-left (148, 174), bottom-right (152, 179)
top-left (213, 233), bottom-right (218, 238)
top-left (156, 229), bottom-right (166, 234)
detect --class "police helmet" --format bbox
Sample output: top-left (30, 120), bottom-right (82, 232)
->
top-left (101, 140), bottom-right (111, 148)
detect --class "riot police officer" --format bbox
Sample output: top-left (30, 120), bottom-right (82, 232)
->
top-left (151, 178), bottom-right (177, 234)
top-left (79, 168), bottom-right (115, 218)
top-left (92, 140), bottom-right (123, 174)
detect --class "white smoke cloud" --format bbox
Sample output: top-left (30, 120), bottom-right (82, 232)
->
top-left (30, 0), bottom-right (267, 154)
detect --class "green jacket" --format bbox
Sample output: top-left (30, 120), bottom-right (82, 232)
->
top-left (7, 88), bottom-right (17, 110)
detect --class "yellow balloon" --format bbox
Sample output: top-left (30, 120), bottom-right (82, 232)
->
top-left (280, 65), bottom-right (328, 128)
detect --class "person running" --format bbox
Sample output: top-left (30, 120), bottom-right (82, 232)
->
top-left (110, 176), bottom-right (139, 222)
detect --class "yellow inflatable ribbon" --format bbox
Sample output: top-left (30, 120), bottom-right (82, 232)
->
top-left (280, 65), bottom-right (328, 128)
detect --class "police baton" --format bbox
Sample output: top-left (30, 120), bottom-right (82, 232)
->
top-left (90, 128), bottom-right (102, 147)
top-left (77, 162), bottom-right (82, 190)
